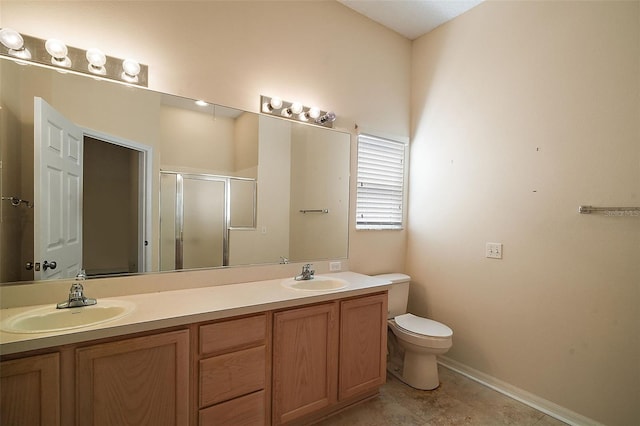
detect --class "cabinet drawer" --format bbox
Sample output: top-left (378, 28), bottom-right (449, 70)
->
top-left (200, 345), bottom-right (266, 407)
top-left (199, 390), bottom-right (265, 426)
top-left (200, 314), bottom-right (266, 355)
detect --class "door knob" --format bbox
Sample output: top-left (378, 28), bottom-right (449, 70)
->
top-left (25, 262), bottom-right (34, 270)
top-left (43, 260), bottom-right (57, 271)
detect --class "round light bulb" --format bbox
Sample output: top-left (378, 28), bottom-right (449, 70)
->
top-left (86, 48), bottom-right (106, 68)
top-left (45, 39), bottom-right (68, 59)
top-left (122, 59), bottom-right (141, 77)
top-left (317, 111), bottom-right (336, 124)
top-left (0, 28), bottom-right (24, 50)
top-left (269, 97), bottom-right (283, 109)
top-left (308, 107), bottom-right (321, 119)
top-left (290, 102), bottom-right (303, 115)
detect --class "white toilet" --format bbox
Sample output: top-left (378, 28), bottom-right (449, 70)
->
top-left (376, 273), bottom-right (453, 390)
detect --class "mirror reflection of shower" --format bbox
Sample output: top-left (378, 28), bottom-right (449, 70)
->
top-left (159, 171), bottom-right (256, 271)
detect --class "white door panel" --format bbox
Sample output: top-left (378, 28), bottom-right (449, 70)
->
top-left (34, 97), bottom-right (83, 280)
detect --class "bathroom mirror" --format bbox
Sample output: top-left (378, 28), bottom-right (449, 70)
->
top-left (0, 56), bottom-right (350, 285)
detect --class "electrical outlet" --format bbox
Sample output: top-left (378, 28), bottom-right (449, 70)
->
top-left (486, 242), bottom-right (503, 259)
top-left (329, 261), bottom-right (342, 272)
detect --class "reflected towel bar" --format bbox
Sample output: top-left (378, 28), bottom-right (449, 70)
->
top-left (299, 209), bottom-right (329, 214)
top-left (578, 205), bottom-right (640, 215)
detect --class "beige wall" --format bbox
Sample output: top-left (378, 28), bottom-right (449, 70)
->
top-left (407, 2), bottom-right (639, 425)
top-left (159, 105), bottom-right (236, 175)
top-left (230, 116), bottom-right (292, 265)
top-left (0, 0), bottom-right (411, 275)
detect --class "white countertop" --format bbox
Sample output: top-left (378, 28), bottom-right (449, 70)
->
top-left (0, 272), bottom-right (390, 356)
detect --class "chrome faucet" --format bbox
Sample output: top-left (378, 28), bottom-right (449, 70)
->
top-left (56, 280), bottom-right (97, 309)
top-left (295, 264), bottom-right (315, 281)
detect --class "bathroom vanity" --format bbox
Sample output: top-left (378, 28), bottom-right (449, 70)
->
top-left (0, 272), bottom-right (389, 426)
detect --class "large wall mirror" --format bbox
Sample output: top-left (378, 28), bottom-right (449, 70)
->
top-left (0, 57), bottom-right (350, 285)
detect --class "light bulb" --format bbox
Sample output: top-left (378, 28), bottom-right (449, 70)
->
top-left (290, 102), bottom-right (303, 115)
top-left (86, 48), bottom-right (106, 74)
top-left (86, 48), bottom-right (106, 66)
top-left (316, 111), bottom-right (336, 124)
top-left (45, 39), bottom-right (68, 59)
top-left (44, 39), bottom-right (71, 67)
top-left (308, 107), bottom-right (321, 119)
top-left (269, 97), bottom-right (283, 109)
top-left (195, 100), bottom-right (208, 107)
top-left (0, 28), bottom-right (24, 50)
top-left (122, 59), bottom-right (141, 77)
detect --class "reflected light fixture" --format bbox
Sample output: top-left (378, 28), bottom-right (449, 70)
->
top-left (260, 95), bottom-right (335, 128)
top-left (0, 29), bottom-right (149, 87)
top-left (45, 38), bottom-right (71, 67)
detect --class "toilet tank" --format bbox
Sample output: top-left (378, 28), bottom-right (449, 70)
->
top-left (374, 273), bottom-right (411, 319)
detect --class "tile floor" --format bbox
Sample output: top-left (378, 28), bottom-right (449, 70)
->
top-left (316, 366), bottom-right (568, 425)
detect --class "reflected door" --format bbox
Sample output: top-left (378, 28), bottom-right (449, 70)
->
top-left (34, 97), bottom-right (83, 280)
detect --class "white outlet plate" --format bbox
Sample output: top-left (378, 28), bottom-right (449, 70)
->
top-left (329, 261), bottom-right (342, 272)
top-left (486, 242), bottom-right (503, 259)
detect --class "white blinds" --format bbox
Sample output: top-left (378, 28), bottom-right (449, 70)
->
top-left (356, 134), bottom-right (405, 229)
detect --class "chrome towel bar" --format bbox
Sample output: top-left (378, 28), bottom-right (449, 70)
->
top-left (299, 209), bottom-right (329, 214)
top-left (578, 205), bottom-right (640, 216)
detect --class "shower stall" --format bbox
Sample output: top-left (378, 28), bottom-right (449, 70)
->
top-left (159, 171), bottom-right (256, 271)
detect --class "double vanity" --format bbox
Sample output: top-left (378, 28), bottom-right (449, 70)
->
top-left (0, 272), bottom-right (390, 425)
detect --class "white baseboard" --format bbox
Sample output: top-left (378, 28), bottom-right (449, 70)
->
top-left (438, 356), bottom-right (604, 426)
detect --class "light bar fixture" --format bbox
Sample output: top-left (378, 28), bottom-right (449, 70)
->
top-left (0, 29), bottom-right (148, 87)
top-left (261, 95), bottom-right (335, 128)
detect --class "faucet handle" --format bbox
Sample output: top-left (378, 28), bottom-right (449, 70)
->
top-left (70, 283), bottom-right (85, 300)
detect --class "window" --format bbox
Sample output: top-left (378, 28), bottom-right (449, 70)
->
top-left (355, 133), bottom-right (406, 230)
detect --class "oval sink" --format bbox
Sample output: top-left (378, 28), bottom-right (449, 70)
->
top-left (1, 300), bottom-right (135, 334)
top-left (281, 276), bottom-right (349, 292)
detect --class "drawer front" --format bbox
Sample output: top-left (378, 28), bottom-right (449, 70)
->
top-left (200, 314), bottom-right (266, 355)
top-left (199, 390), bottom-right (265, 426)
top-left (200, 345), bottom-right (265, 407)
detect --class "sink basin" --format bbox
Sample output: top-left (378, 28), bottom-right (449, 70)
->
top-left (281, 276), bottom-right (349, 292)
top-left (1, 300), bottom-right (135, 334)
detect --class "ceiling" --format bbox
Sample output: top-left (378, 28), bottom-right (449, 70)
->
top-left (338, 0), bottom-right (484, 40)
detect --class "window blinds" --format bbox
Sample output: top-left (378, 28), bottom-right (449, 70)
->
top-left (356, 134), bottom-right (405, 229)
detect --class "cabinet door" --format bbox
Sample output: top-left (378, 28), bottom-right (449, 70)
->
top-left (76, 329), bottom-right (189, 426)
top-left (1, 352), bottom-right (60, 426)
top-left (339, 292), bottom-right (388, 400)
top-left (272, 302), bottom-right (338, 425)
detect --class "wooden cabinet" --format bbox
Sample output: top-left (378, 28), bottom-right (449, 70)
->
top-left (1, 289), bottom-right (386, 426)
top-left (75, 329), bottom-right (190, 426)
top-left (198, 313), bottom-right (269, 426)
top-left (271, 292), bottom-right (387, 425)
top-left (272, 302), bottom-right (339, 425)
top-left (0, 352), bottom-right (60, 426)
top-left (339, 293), bottom-right (388, 400)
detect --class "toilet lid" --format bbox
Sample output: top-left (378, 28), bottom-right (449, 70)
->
top-left (395, 313), bottom-right (453, 337)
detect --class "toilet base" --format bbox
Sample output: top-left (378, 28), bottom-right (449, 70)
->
top-left (386, 350), bottom-right (440, 390)
top-left (404, 352), bottom-right (440, 390)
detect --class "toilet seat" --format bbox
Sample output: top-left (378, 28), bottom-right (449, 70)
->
top-left (395, 313), bottom-right (453, 338)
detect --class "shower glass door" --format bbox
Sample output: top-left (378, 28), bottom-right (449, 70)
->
top-left (160, 172), bottom-right (226, 271)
